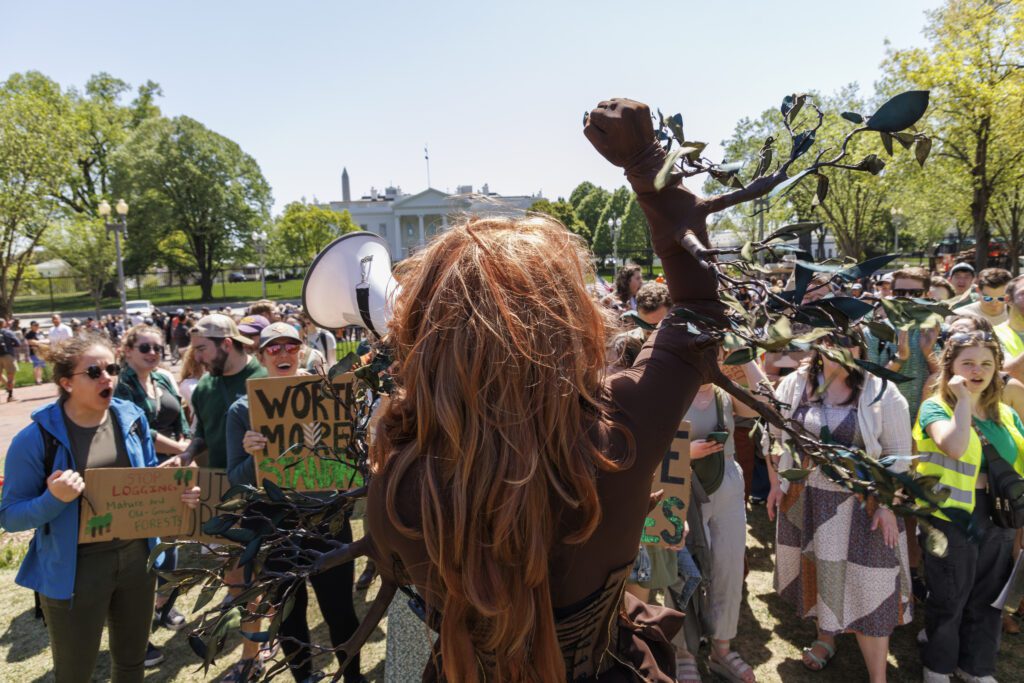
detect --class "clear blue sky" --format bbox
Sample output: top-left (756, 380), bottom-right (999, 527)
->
top-left (2, 0), bottom-right (941, 213)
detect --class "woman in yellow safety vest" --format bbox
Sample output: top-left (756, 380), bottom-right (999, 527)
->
top-left (913, 331), bottom-right (1024, 683)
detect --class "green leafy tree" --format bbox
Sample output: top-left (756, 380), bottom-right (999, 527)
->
top-left (0, 71), bottom-right (76, 317)
top-left (593, 187), bottom-right (630, 259)
top-left (528, 198), bottom-right (589, 241)
top-left (569, 181), bottom-right (598, 210)
top-left (113, 116), bottom-right (273, 300)
top-left (45, 216), bottom-right (116, 318)
top-left (883, 0), bottom-right (1024, 270)
top-left (618, 195), bottom-right (651, 260)
top-left (577, 187), bottom-right (611, 250)
top-left (274, 201), bottom-right (357, 265)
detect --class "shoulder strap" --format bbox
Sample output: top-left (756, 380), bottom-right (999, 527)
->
top-left (713, 387), bottom-right (726, 432)
top-left (38, 423), bottom-right (58, 476)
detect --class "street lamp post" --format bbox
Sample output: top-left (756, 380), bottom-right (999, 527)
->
top-left (253, 230), bottom-right (268, 298)
top-left (609, 217), bottom-right (622, 267)
top-left (891, 206), bottom-right (903, 254)
top-left (99, 199), bottom-right (129, 319)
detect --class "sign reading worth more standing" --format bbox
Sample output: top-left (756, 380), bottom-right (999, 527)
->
top-left (247, 374), bottom-right (366, 492)
top-left (642, 421), bottom-right (691, 547)
top-left (78, 467), bottom-right (192, 543)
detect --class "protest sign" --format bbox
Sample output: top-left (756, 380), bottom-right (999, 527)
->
top-left (642, 421), bottom-right (691, 547)
top-left (179, 468), bottom-right (233, 544)
top-left (247, 374), bottom-right (366, 492)
top-left (78, 467), bottom-right (192, 543)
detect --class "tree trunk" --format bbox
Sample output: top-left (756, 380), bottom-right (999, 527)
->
top-left (971, 116), bottom-right (992, 272)
top-left (199, 270), bottom-right (214, 301)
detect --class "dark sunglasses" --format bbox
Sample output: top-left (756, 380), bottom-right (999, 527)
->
top-left (262, 343), bottom-right (300, 356)
top-left (73, 363), bottom-right (121, 379)
top-left (948, 331), bottom-right (994, 345)
top-left (893, 288), bottom-right (926, 297)
top-left (134, 342), bottom-right (163, 354)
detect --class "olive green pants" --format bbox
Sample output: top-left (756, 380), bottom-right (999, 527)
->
top-left (39, 540), bottom-right (156, 683)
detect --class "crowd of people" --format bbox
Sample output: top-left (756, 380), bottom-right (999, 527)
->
top-left (591, 259), bottom-right (1023, 683)
top-left (4, 247), bottom-right (1024, 682)
top-left (0, 299), bottom-right (367, 683)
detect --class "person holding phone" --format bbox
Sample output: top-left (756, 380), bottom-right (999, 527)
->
top-left (0, 332), bottom-right (200, 683)
top-left (682, 356), bottom-right (767, 683)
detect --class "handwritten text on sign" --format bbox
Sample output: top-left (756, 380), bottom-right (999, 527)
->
top-left (642, 421), bottom-right (691, 546)
top-left (78, 467), bottom-right (191, 543)
top-left (247, 374), bottom-right (365, 492)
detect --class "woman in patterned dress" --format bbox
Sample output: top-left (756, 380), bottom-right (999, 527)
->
top-left (765, 333), bottom-right (913, 683)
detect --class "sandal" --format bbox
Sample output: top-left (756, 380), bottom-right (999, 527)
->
top-left (801, 640), bottom-right (835, 672)
top-left (708, 649), bottom-right (755, 683)
top-left (220, 658), bottom-right (263, 683)
top-left (676, 655), bottom-right (702, 683)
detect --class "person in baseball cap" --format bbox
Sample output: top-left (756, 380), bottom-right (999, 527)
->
top-left (190, 313), bottom-right (254, 348)
top-left (237, 314), bottom-right (270, 342)
top-left (948, 261), bottom-right (976, 298)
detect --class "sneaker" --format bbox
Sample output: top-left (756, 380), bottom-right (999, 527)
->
top-left (355, 563), bottom-right (376, 591)
top-left (155, 604), bottom-right (187, 631)
top-left (922, 667), bottom-right (951, 683)
top-left (954, 669), bottom-right (998, 683)
top-left (144, 642), bottom-right (165, 667)
top-left (917, 628), bottom-right (928, 645)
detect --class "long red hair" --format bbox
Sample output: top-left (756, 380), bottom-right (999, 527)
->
top-left (371, 215), bottom-right (625, 681)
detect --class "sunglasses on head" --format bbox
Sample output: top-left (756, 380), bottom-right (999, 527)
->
top-left (262, 343), bottom-right (300, 356)
top-left (134, 342), bottom-right (163, 355)
top-left (893, 288), bottom-right (926, 297)
top-left (73, 363), bottom-right (121, 379)
top-left (948, 331), bottom-right (994, 345)
top-left (982, 294), bottom-right (1008, 303)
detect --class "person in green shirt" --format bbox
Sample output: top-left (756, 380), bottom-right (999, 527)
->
top-left (173, 314), bottom-right (267, 470)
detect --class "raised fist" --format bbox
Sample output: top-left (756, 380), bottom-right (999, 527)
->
top-left (584, 99), bottom-right (659, 169)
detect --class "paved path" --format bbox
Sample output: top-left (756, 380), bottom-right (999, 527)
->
top-left (0, 383), bottom-right (59, 462)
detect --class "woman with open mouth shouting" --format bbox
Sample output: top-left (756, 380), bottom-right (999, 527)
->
top-left (0, 332), bottom-right (201, 683)
top-left (915, 330), bottom-right (1024, 683)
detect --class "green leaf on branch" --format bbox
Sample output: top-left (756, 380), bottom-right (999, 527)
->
top-left (865, 90), bottom-right (930, 132)
top-left (765, 220), bottom-right (821, 242)
top-left (915, 136), bottom-right (932, 167)
top-left (879, 131), bottom-right (894, 156)
top-left (840, 111), bottom-right (864, 124)
top-left (853, 358), bottom-right (914, 383)
top-left (853, 154), bottom-right (886, 175)
top-left (791, 129), bottom-right (816, 160)
top-left (768, 170), bottom-right (814, 198)
top-left (813, 173), bottom-right (829, 206)
top-left (781, 93), bottom-right (807, 123)
top-left (740, 241), bottom-right (754, 261)
top-left (654, 145), bottom-right (695, 191)
top-left (193, 583), bottom-right (220, 614)
top-left (866, 320), bottom-right (896, 342)
top-left (724, 347), bottom-right (757, 365)
top-left (836, 254), bottom-right (898, 281)
top-left (893, 132), bottom-right (916, 150)
top-left (778, 468), bottom-right (810, 481)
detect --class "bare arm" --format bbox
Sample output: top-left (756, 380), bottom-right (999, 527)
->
top-left (733, 360), bottom-right (770, 418)
top-left (924, 379), bottom-right (973, 460)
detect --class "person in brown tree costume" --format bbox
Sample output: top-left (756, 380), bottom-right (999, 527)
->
top-left (359, 98), bottom-right (790, 683)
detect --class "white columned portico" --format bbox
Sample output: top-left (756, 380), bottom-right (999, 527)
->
top-left (417, 214), bottom-right (425, 245)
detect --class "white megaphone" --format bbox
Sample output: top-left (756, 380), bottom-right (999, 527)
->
top-left (302, 232), bottom-right (399, 338)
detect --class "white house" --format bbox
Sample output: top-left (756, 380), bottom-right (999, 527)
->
top-left (34, 258), bottom-right (73, 278)
top-left (323, 170), bottom-right (544, 258)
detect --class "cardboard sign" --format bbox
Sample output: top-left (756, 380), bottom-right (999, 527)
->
top-left (179, 468), bottom-right (233, 544)
top-left (642, 421), bottom-right (691, 547)
top-left (79, 467), bottom-right (192, 543)
top-left (247, 374), bottom-right (366, 492)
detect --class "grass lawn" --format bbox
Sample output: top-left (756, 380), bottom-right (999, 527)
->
top-left (3, 503), bottom-right (1023, 681)
top-left (13, 278), bottom-right (306, 315)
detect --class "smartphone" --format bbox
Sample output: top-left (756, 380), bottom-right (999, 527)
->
top-left (707, 431), bottom-right (729, 444)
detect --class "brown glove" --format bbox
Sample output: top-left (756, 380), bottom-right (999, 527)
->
top-left (584, 99), bottom-right (721, 317)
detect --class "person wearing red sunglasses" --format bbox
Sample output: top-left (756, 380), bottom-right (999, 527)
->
top-left (222, 322), bottom-right (365, 683)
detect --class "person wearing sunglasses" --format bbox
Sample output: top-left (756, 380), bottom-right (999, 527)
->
top-left (115, 325), bottom-right (190, 459)
top-left (222, 322), bottom-right (365, 683)
top-left (0, 332), bottom-right (201, 682)
top-left (957, 267), bottom-right (1012, 328)
top-left (914, 330), bottom-right (1024, 683)
top-left (113, 324), bottom-right (193, 647)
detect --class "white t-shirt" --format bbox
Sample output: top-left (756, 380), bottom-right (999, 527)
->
top-left (306, 328), bottom-right (337, 367)
top-left (47, 324), bottom-right (73, 345)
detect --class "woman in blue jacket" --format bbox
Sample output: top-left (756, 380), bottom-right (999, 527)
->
top-left (0, 332), bottom-right (200, 683)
